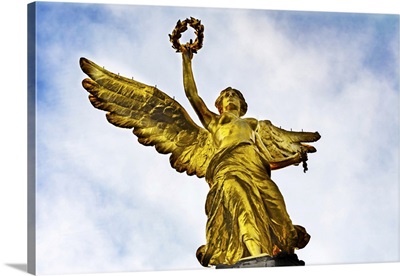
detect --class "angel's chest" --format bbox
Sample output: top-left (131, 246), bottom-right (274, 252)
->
top-left (213, 115), bottom-right (258, 145)
top-left (218, 114), bottom-right (258, 129)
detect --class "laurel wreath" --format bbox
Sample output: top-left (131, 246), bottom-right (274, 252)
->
top-left (169, 17), bottom-right (204, 53)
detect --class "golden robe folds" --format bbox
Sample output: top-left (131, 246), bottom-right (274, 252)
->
top-left (197, 142), bottom-right (305, 267)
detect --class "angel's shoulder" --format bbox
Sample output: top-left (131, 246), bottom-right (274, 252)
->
top-left (244, 117), bottom-right (259, 131)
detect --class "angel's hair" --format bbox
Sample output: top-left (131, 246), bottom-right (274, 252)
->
top-left (215, 87), bottom-right (248, 116)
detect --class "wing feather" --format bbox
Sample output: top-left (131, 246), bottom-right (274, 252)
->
top-left (80, 57), bottom-right (214, 178)
top-left (258, 119), bottom-right (320, 161)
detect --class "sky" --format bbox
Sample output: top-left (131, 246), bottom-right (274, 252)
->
top-left (29, 2), bottom-right (399, 275)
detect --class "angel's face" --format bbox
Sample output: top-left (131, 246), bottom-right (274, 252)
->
top-left (215, 87), bottom-right (247, 117)
top-left (220, 90), bottom-right (241, 114)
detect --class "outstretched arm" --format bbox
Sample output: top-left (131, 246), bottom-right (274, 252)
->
top-left (255, 131), bottom-right (304, 170)
top-left (270, 152), bottom-right (304, 170)
top-left (182, 46), bottom-right (216, 129)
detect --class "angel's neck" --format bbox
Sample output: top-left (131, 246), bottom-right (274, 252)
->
top-left (221, 109), bottom-right (240, 117)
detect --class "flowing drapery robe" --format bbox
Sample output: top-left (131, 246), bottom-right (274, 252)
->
top-left (196, 142), bottom-right (307, 267)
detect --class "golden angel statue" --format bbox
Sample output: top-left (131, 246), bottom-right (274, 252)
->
top-left (80, 18), bottom-right (320, 268)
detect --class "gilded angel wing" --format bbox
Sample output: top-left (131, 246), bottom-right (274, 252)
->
top-left (258, 120), bottom-right (321, 172)
top-left (80, 57), bottom-right (214, 178)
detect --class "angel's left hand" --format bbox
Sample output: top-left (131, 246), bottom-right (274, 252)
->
top-left (300, 150), bottom-right (308, 162)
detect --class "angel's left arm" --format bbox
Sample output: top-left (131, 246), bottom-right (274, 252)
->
top-left (254, 131), bottom-right (303, 170)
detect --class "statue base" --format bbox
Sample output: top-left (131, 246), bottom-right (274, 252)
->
top-left (215, 252), bottom-right (305, 269)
